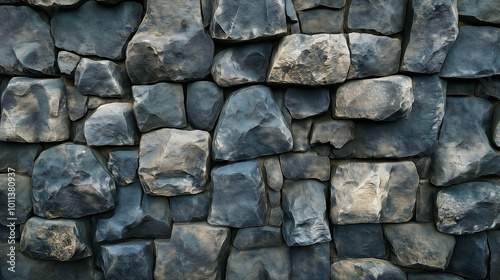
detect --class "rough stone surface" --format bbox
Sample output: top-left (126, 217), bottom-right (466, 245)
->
top-left (415, 180), bottom-right (435, 223)
top-left (458, 0), bottom-right (500, 25)
top-left (107, 150), bottom-right (138, 187)
top-left (58, 51), bottom-right (81, 76)
top-left (333, 224), bottom-right (385, 258)
top-left (233, 226), bottom-right (282, 250)
top-left (0, 174), bottom-right (31, 226)
top-left (291, 119), bottom-right (312, 152)
top-left (298, 9), bottom-right (343, 34)
top-left (476, 76), bottom-right (500, 100)
top-left (280, 152), bottom-right (330, 181)
top-left (347, 0), bottom-right (407, 35)
top-left (226, 245), bottom-right (290, 280)
top-left (284, 88), bottom-right (330, 119)
top-left (331, 258), bottom-right (406, 280)
top-left (264, 157), bottom-right (283, 191)
top-left (292, 0), bottom-right (345, 10)
top-left (310, 119), bottom-right (354, 149)
top-left (0, 142), bottom-right (42, 175)
top-left (408, 273), bottom-right (465, 280)
top-left (101, 240), bottom-right (154, 280)
top-left (447, 81), bottom-right (476, 96)
top-left (75, 58), bottom-right (130, 98)
top-left (494, 103), bottom-right (500, 147)
top-left (488, 231), bottom-right (500, 280)
top-left (269, 207), bottom-right (284, 226)
top-left (446, 232), bottom-right (489, 279)
top-left (290, 242), bottom-right (329, 280)
top-left (66, 85), bottom-right (88, 122)
top-left (268, 189), bottom-right (281, 207)
top-left (186, 81), bottom-right (224, 131)
top-left (169, 190), bottom-right (211, 222)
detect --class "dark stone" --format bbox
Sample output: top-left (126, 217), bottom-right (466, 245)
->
top-left (186, 81), bottom-right (224, 131)
top-left (292, 0), bottom-right (345, 11)
top-left (71, 119), bottom-right (87, 144)
top-left (101, 240), bottom-right (154, 280)
top-left (284, 88), bottom-right (330, 119)
top-left (333, 224), bottom-right (385, 258)
top-left (331, 258), bottom-right (406, 280)
top-left (298, 9), bottom-right (343, 34)
top-left (415, 157), bottom-right (431, 178)
top-left (446, 232), bottom-right (489, 279)
top-left (476, 76), bottom-right (500, 100)
top-left (415, 180), bottom-right (435, 223)
top-left (311, 119), bottom-right (354, 149)
top-left (285, 0), bottom-right (298, 22)
top-left (290, 242), bottom-right (329, 280)
top-left (226, 245), bottom-right (290, 280)
top-left (0, 142), bottom-right (42, 175)
top-left (280, 152), bottom-right (330, 181)
top-left (264, 157), bottom-right (283, 191)
top-left (347, 0), bottom-right (407, 35)
top-left (58, 51), bottom-right (81, 76)
top-left (107, 150), bottom-right (138, 187)
top-left (447, 80), bottom-right (476, 96)
top-left (458, 0), bottom-right (500, 25)
top-left (408, 273), bottom-right (465, 280)
top-left (268, 189), bottom-right (281, 207)
top-left (291, 119), bottom-right (312, 152)
top-left (494, 103), bottom-right (500, 147)
top-left (0, 174), bottom-right (31, 226)
top-left (169, 190), bottom-right (210, 222)
top-left (202, 0), bottom-right (212, 27)
top-left (66, 85), bottom-right (88, 122)
top-left (488, 231), bottom-right (500, 280)
top-left (75, 58), bottom-right (130, 98)
top-left (234, 226), bottom-right (283, 250)
top-left (269, 207), bottom-right (284, 226)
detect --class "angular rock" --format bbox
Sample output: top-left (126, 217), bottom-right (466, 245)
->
top-left (334, 75), bottom-right (414, 121)
top-left (201, 0), bottom-right (212, 27)
top-left (51, 1), bottom-right (142, 60)
top-left (132, 83), bottom-right (187, 132)
top-left (285, 0), bottom-right (298, 22)
top-left (347, 0), bottom-right (407, 35)
top-left (408, 273), bottom-right (465, 280)
top-left (27, 0), bottom-right (83, 7)
top-left (107, 150), bottom-right (138, 187)
top-left (268, 34), bottom-right (350, 86)
top-left (330, 161), bottom-right (419, 224)
top-left (0, 142), bottom-right (42, 175)
top-left (213, 85), bottom-right (293, 161)
top-left (476, 76), bottom-right (500, 100)
top-left (264, 157), bottom-right (284, 191)
top-left (75, 58), bottom-right (130, 98)
top-left (269, 207), bottom-right (284, 226)
top-left (282, 180), bottom-right (331, 246)
top-left (415, 157), bottom-right (431, 178)
top-left (447, 80), bottom-right (476, 96)
top-left (310, 119), bottom-right (354, 149)
top-left (101, 240), bottom-right (154, 280)
top-left (384, 222), bottom-right (456, 270)
top-left (139, 128), bottom-right (210, 196)
top-left (0, 174), bottom-right (31, 226)
top-left (20, 217), bottom-right (93, 261)
top-left (331, 258), bottom-right (406, 280)
top-left (290, 242), bottom-right (329, 280)
top-left (292, 0), bottom-right (345, 10)
top-left (169, 190), bottom-right (210, 223)
top-left (298, 9), bottom-right (343, 34)
top-left (0, 77), bottom-right (69, 143)
top-left (268, 189), bottom-right (281, 207)
top-left (458, 0), bottom-right (500, 25)
top-left (226, 246), bottom-right (290, 280)
top-left (284, 88), bottom-right (330, 119)
top-left (126, 0), bottom-right (213, 84)
top-left (234, 226), bottom-right (282, 250)
top-left (154, 223), bottom-right (230, 280)
top-left (211, 43), bottom-right (273, 87)
top-left (66, 85), bottom-right (88, 122)
top-left (347, 33), bottom-right (401, 79)
top-left (488, 231), bottom-right (500, 280)
top-left (208, 161), bottom-right (267, 228)
top-left (291, 119), bottom-right (312, 152)
top-left (32, 143), bottom-right (116, 218)
top-left (186, 81), bottom-right (224, 131)
top-left (280, 152), bottom-right (330, 181)
top-left (333, 224), bottom-right (385, 258)
top-left (446, 232), bottom-right (488, 279)
top-left (415, 180), bottom-right (435, 223)
top-left (71, 119), bottom-right (87, 144)
top-left (58, 51), bottom-right (81, 76)
top-left (494, 103), bottom-right (500, 147)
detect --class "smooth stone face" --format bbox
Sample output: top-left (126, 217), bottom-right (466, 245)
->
top-left (458, 0), bottom-right (500, 24)
top-left (126, 0), bottom-right (214, 84)
top-left (132, 83), bottom-right (187, 132)
top-left (264, 157), bottom-right (283, 191)
top-left (0, 142), bottom-right (42, 175)
top-left (139, 128), bottom-right (210, 196)
top-left (334, 75), bottom-right (414, 121)
top-left (383, 222), bottom-right (456, 270)
top-left (282, 180), bottom-right (331, 246)
top-left (107, 150), bottom-right (138, 187)
top-left (169, 190), bottom-right (210, 222)
top-left (298, 9), bottom-right (343, 34)
top-left (32, 143), bottom-right (116, 219)
top-left (101, 240), bottom-right (154, 280)
top-left (284, 88), bottom-right (330, 119)
top-left (233, 226), bottom-right (283, 250)
top-left (58, 51), bottom-right (81, 76)
top-left (291, 119), bottom-right (312, 152)
top-left (0, 174), bottom-right (31, 226)
top-left (476, 76), bottom-right (500, 100)
top-left (292, 0), bottom-right (345, 10)
top-left (436, 180), bottom-right (500, 234)
top-left (415, 180), bottom-right (435, 223)
top-left (331, 258), bottom-right (406, 280)
top-left (71, 119), bottom-right (87, 144)
top-left (20, 217), bottom-right (93, 261)
top-left (310, 119), bottom-right (354, 149)
top-left (268, 189), bottom-right (281, 207)
top-left (66, 85), bottom-right (88, 122)
top-left (330, 161), bottom-right (419, 224)
top-left (51, 1), bottom-right (142, 60)
top-left (347, 0), bottom-right (407, 35)
top-left (347, 33), bottom-right (401, 79)
top-left (186, 81), bottom-right (224, 131)
top-left (212, 85), bottom-right (293, 161)
top-left (0, 77), bottom-right (69, 143)
top-left (408, 273), bottom-right (465, 280)
top-left (75, 58), bottom-right (130, 98)
top-left (226, 246), bottom-right (290, 280)
top-left (446, 233), bottom-right (488, 279)
top-left (211, 43), bottom-right (273, 87)
top-left (290, 242), bottom-right (329, 280)
top-left (268, 34), bottom-right (350, 86)
top-left (333, 224), bottom-right (385, 259)
top-left (154, 223), bottom-right (230, 280)
top-left (269, 207), bottom-right (284, 226)
top-left (280, 152), bottom-right (330, 181)
top-left (0, 6), bottom-right (57, 76)
top-left (208, 161), bottom-right (267, 228)
top-left (488, 231), bottom-right (500, 280)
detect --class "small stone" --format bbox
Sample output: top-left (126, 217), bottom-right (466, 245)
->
top-left (66, 85), bottom-right (88, 122)
top-left (331, 258), bottom-right (406, 280)
top-left (169, 190), bottom-right (210, 223)
top-left (476, 76), bottom-right (500, 99)
top-left (347, 0), bottom-right (407, 35)
top-left (264, 157), bottom-right (284, 191)
top-left (0, 142), bottom-right (42, 175)
top-left (234, 226), bottom-right (283, 250)
top-left (310, 119), bottom-right (354, 149)
top-left (458, 0), bottom-right (500, 25)
top-left (75, 58), bottom-right (130, 98)
top-left (298, 9), bottom-right (343, 34)
top-left (446, 232), bottom-right (489, 279)
top-left (493, 103), bottom-right (500, 147)
top-left (0, 174), bottom-right (31, 225)
top-left (58, 51), bottom-right (81, 76)
top-left (291, 119), bottom-right (312, 152)
top-left (290, 23), bottom-right (301, 34)
top-left (269, 207), bottom-right (284, 226)
top-left (488, 231), bottom-right (500, 280)
top-left (284, 88), bottom-right (330, 119)
top-left (408, 273), bottom-right (465, 280)
top-left (71, 119), bottom-right (87, 144)
top-left (201, 0), bottom-right (212, 27)
top-left (226, 246), bottom-right (290, 280)
top-left (107, 150), bottom-right (138, 187)
top-left (101, 240), bottom-right (154, 280)
top-left (186, 81), bottom-right (224, 131)
top-left (333, 224), bottom-right (385, 259)
top-left (415, 180), bottom-right (435, 223)
top-left (280, 152), bottom-right (330, 181)
top-left (268, 189), bottom-right (281, 208)
top-left (290, 242), bottom-right (329, 280)
top-left (292, 0), bottom-right (345, 11)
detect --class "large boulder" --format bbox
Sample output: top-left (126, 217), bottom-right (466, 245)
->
top-left (446, 233), bottom-right (489, 279)
top-left (458, 0), bottom-right (500, 25)
top-left (74, 58), bottom-right (130, 98)
top-left (347, 0), bottom-right (407, 35)
top-left (331, 258), bottom-right (406, 280)
top-left (186, 81), bottom-right (224, 131)
top-left (101, 240), bottom-right (154, 280)
top-left (226, 245), bottom-right (290, 280)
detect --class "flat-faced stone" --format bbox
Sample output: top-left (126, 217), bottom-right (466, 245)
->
top-left (269, 207), bottom-right (284, 226)
top-left (291, 119), bottom-right (312, 152)
top-left (226, 246), bottom-right (290, 280)
top-left (476, 76), bottom-right (500, 100)
top-left (101, 240), bottom-right (154, 280)
top-left (233, 226), bottom-right (283, 250)
top-left (347, 0), bottom-right (407, 35)
top-left (415, 180), bottom-right (435, 223)
top-left (280, 152), bottom-right (330, 181)
top-left (310, 119), bottom-right (354, 149)
top-left (107, 150), bottom-right (138, 187)
top-left (28, 0), bottom-right (83, 8)
top-left (284, 88), bottom-right (330, 119)
top-left (458, 0), bottom-right (500, 25)
top-left (292, 0), bottom-right (345, 10)
top-left (75, 58), bottom-right (130, 98)
top-left (0, 142), bottom-right (42, 175)
top-left (66, 85), bottom-right (88, 122)
top-left (58, 51), bottom-right (81, 77)
top-left (298, 9), bottom-right (343, 34)
top-left (333, 224), bottom-right (385, 258)
top-left (331, 258), bottom-right (406, 280)
top-left (268, 189), bottom-right (281, 207)
top-left (264, 157), bottom-right (283, 191)
top-left (169, 190), bottom-right (211, 223)
top-left (446, 232), bottom-right (488, 279)
top-left (290, 242), bottom-right (329, 280)
top-left (186, 81), bottom-right (224, 131)
top-left (0, 174), bottom-right (31, 226)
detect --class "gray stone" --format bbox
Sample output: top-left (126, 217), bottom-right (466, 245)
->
top-left (186, 81), bottom-right (224, 131)
top-left (440, 26), bottom-right (500, 78)
top-left (334, 75), bottom-right (414, 121)
top-left (211, 43), bottom-right (273, 87)
top-left (58, 51), bottom-right (81, 76)
top-left (32, 143), bottom-right (116, 219)
top-left (20, 217), bottom-right (92, 261)
top-left (75, 58), bottom-right (130, 98)
top-left (234, 226), bottom-right (283, 250)
top-left (132, 83), bottom-right (187, 132)
top-left (415, 157), bottom-right (431, 178)
top-left (415, 180), bottom-right (435, 223)
top-left (264, 157), bottom-right (283, 191)
top-left (446, 232), bottom-right (488, 279)
top-left (210, 0), bottom-right (287, 41)
top-left (280, 152), bottom-right (330, 181)
top-left (87, 95), bottom-right (130, 110)
top-left (298, 9), bottom-right (343, 34)
top-left (333, 224), bottom-right (385, 258)
top-left (0, 6), bottom-right (57, 76)
top-left (436, 180), bottom-right (500, 234)
top-left (126, 0), bottom-right (213, 84)
top-left (226, 246), bottom-right (290, 280)
top-left (347, 0), bottom-right (407, 35)
top-left (284, 88), bottom-right (330, 119)
top-left (169, 190), bottom-right (210, 223)
top-left (285, 0), bottom-right (298, 22)
top-left (476, 76), bottom-right (500, 99)
top-left (493, 102), bottom-right (500, 147)
top-left (291, 119), bottom-right (312, 152)
top-left (0, 142), bottom-right (42, 175)
top-left (291, 23), bottom-right (301, 34)
top-left (447, 81), bottom-right (476, 96)
top-left (71, 119), bottom-right (87, 144)
top-left (282, 180), bottom-right (331, 246)
top-left (488, 231), bottom-right (500, 280)
top-left (310, 119), bottom-right (354, 149)
top-left (0, 174), bottom-right (31, 226)
top-left (107, 150), bottom-right (138, 187)
top-left (101, 240), bottom-right (154, 280)
top-left (208, 161), bottom-right (267, 228)
top-left (331, 76), bottom-right (446, 158)
top-left (0, 77), bottom-right (69, 143)
top-left (139, 128), bottom-right (210, 196)
top-left (268, 189), bottom-right (281, 207)
top-left (66, 85), bottom-right (88, 122)
top-left (383, 222), bottom-right (456, 270)
top-left (347, 33), bottom-right (401, 79)
top-left (458, 0), bottom-right (500, 25)
top-left (331, 258), bottom-right (406, 280)
top-left (290, 242), bottom-right (329, 280)
top-left (269, 207), bottom-right (284, 226)
top-left (51, 1), bottom-right (142, 60)
top-left (213, 85), bottom-right (293, 161)
top-left (408, 273), bottom-right (465, 280)
top-left (292, 0), bottom-right (345, 10)
top-left (268, 34), bottom-right (350, 86)
top-left (330, 161), bottom-right (419, 224)
top-left (154, 223), bottom-right (230, 280)
top-left (202, 0), bottom-right (213, 27)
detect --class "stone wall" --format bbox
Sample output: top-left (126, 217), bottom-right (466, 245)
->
top-left (0, 0), bottom-right (499, 279)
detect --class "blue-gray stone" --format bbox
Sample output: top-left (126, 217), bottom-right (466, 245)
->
top-left (186, 81), bottom-right (224, 131)
top-left (347, 0), bottom-right (407, 35)
top-left (408, 273), bottom-right (465, 280)
top-left (310, 119), bottom-right (354, 149)
top-left (298, 9), bottom-right (343, 34)
top-left (280, 152), bottom-right (330, 181)
top-left (268, 189), bottom-right (281, 207)
top-left (292, 0), bottom-right (345, 11)
top-left (264, 156), bottom-right (284, 191)
top-left (75, 58), bottom-right (130, 98)
top-left (447, 80), bottom-right (476, 96)
top-left (66, 84), bottom-right (88, 122)
top-left (284, 88), bottom-right (330, 119)
top-left (0, 174), bottom-right (31, 226)
top-left (446, 232), bottom-right (489, 279)
top-left (458, 0), bottom-right (500, 25)
top-left (291, 119), bottom-right (312, 152)
top-left (331, 258), bottom-right (406, 280)
top-left (107, 150), bottom-right (138, 187)
top-left (169, 190), bottom-right (210, 223)
top-left (0, 142), bottom-right (42, 175)
top-left (415, 180), bottom-right (435, 223)
top-left (269, 207), bottom-right (284, 226)
top-left (488, 231), bottom-right (500, 280)
top-left (58, 51), bottom-right (81, 77)
top-left (476, 76), bottom-right (500, 100)
top-left (333, 224), bottom-right (385, 258)
top-left (290, 242), bottom-right (329, 280)
top-left (226, 245), bottom-right (290, 280)
top-left (101, 240), bottom-right (154, 280)
top-left (233, 226), bottom-right (283, 250)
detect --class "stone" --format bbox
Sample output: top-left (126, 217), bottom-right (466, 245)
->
top-left (212, 85), bottom-right (293, 161)
top-left (331, 76), bottom-right (446, 158)
top-left (436, 180), bottom-right (500, 234)
top-left (0, 174), bottom-right (31, 226)
top-left (415, 180), bottom-right (435, 223)
top-left (51, 1), bottom-right (142, 60)
top-left (282, 180), bottom-right (331, 246)
top-left (0, 6), bottom-right (57, 76)
top-left (429, 98), bottom-right (500, 186)
top-left (333, 224), bottom-right (385, 258)
top-left (458, 0), bottom-right (500, 25)
top-left (290, 242), bottom-right (329, 280)
top-left (292, 0), bottom-right (345, 11)
top-left (139, 128), bottom-right (210, 196)
top-left (58, 51), bottom-right (81, 76)
top-left (330, 161), bottom-right (419, 224)
top-left (284, 88), bottom-right (330, 119)
top-left (401, 0), bottom-right (459, 73)
top-left (233, 226), bottom-right (282, 250)
top-left (334, 75), bottom-right (414, 121)
top-left (298, 9), bottom-right (343, 34)
top-left (291, 119), bottom-right (312, 152)
top-left (331, 258), bottom-right (406, 280)
top-left (446, 232), bottom-right (488, 279)
top-left (84, 103), bottom-right (138, 146)
top-left (268, 189), bottom-right (281, 207)
top-left (202, 0), bottom-right (212, 27)
top-left (126, 0), bottom-right (213, 84)
top-left (347, 0), bottom-right (407, 35)
top-left (74, 58), bottom-right (130, 98)
top-left (264, 157), bottom-right (283, 191)
top-left (494, 103), bottom-right (500, 147)
top-left (285, 0), bottom-right (298, 22)
top-left (476, 76), bottom-right (500, 99)
top-left (186, 81), bottom-right (224, 131)
top-left (280, 152), bottom-right (330, 181)
top-left (347, 33), bottom-right (401, 79)
top-left (383, 222), bottom-right (456, 270)
top-left (408, 273), bottom-right (465, 280)
top-left (87, 95), bottom-right (130, 110)
top-left (447, 81), bottom-right (476, 96)
top-left (211, 43), bottom-right (273, 87)
top-left (291, 23), bottom-right (301, 34)
top-left (268, 34), bottom-right (350, 86)
top-left (440, 26), bottom-right (500, 78)
top-left (132, 83), bottom-right (187, 132)
top-left (66, 85), bottom-right (88, 122)
top-left (32, 143), bottom-right (116, 219)
top-left (154, 223), bottom-right (230, 280)
top-left (107, 150), bottom-right (138, 187)
top-left (20, 217), bottom-right (93, 261)
top-left (210, 0), bottom-right (287, 41)
top-left (101, 240), bottom-right (154, 280)
top-left (269, 207), bottom-right (284, 226)
top-left (0, 142), bottom-right (42, 175)
top-left (310, 119), bottom-right (354, 149)
top-left (226, 246), bottom-right (290, 280)
top-left (488, 231), bottom-right (500, 280)
top-left (169, 190), bottom-right (211, 222)
top-left (71, 119), bottom-right (87, 144)
top-left (415, 157), bottom-right (431, 178)
top-left (208, 161), bottom-right (267, 228)
top-left (0, 77), bottom-right (70, 143)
